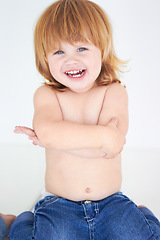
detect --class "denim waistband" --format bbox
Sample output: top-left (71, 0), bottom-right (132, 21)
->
top-left (75, 191), bottom-right (123, 205)
top-left (42, 189), bottom-right (123, 206)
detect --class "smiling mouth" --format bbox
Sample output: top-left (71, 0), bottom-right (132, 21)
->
top-left (65, 69), bottom-right (85, 78)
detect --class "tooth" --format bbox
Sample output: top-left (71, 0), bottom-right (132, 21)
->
top-left (65, 69), bottom-right (84, 77)
top-left (67, 70), bottom-right (82, 74)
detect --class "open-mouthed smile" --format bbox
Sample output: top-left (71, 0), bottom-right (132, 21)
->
top-left (65, 69), bottom-right (86, 78)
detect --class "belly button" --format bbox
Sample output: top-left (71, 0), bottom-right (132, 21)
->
top-left (85, 187), bottom-right (91, 193)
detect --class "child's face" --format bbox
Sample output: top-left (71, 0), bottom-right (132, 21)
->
top-left (47, 41), bottom-right (102, 93)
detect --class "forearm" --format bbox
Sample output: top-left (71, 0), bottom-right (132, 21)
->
top-left (34, 120), bottom-right (104, 150)
top-left (67, 148), bottom-right (107, 159)
top-left (34, 120), bottom-right (125, 156)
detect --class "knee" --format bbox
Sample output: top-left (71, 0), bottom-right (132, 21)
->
top-left (9, 211), bottom-right (34, 239)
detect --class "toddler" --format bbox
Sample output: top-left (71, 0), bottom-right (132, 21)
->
top-left (1, 0), bottom-right (160, 239)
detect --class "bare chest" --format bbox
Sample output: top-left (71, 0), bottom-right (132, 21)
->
top-left (56, 87), bottom-right (108, 125)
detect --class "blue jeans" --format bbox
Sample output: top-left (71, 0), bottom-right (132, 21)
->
top-left (9, 192), bottom-right (160, 240)
top-left (0, 216), bottom-right (9, 240)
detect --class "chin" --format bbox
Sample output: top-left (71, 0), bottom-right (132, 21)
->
top-left (70, 83), bottom-right (95, 93)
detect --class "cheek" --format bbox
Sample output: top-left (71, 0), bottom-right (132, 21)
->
top-left (48, 60), bottom-right (61, 78)
top-left (91, 55), bottom-right (102, 75)
top-left (93, 50), bottom-right (101, 67)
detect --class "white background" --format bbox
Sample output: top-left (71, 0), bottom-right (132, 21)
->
top-left (0, 0), bottom-right (160, 218)
top-left (0, 0), bottom-right (160, 148)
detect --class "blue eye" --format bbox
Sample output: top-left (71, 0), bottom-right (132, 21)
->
top-left (77, 47), bottom-right (87, 52)
top-left (54, 50), bottom-right (64, 55)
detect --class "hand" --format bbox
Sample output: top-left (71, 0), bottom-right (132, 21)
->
top-left (103, 118), bottom-right (126, 158)
top-left (14, 126), bottom-right (43, 147)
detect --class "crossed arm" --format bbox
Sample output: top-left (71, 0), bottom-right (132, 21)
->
top-left (14, 118), bottom-right (123, 159)
top-left (15, 83), bottom-right (128, 158)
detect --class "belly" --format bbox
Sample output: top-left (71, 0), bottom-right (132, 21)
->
top-left (45, 149), bottom-right (122, 201)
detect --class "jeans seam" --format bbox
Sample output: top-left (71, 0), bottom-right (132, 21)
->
top-left (137, 208), bottom-right (157, 240)
top-left (32, 197), bottom-right (60, 239)
top-left (82, 204), bottom-right (93, 240)
top-left (35, 197), bottom-right (60, 211)
top-left (94, 203), bottom-right (99, 215)
top-left (82, 203), bottom-right (96, 240)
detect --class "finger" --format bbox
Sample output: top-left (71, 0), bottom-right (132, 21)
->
top-left (14, 126), bottom-right (36, 137)
top-left (32, 141), bottom-right (38, 146)
top-left (28, 136), bottom-right (38, 141)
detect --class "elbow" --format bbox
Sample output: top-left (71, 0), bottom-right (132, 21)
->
top-left (35, 129), bottom-right (50, 149)
top-left (38, 135), bottom-right (53, 149)
top-left (104, 132), bottom-right (126, 158)
top-left (114, 133), bottom-right (126, 154)
top-left (34, 125), bottom-right (58, 149)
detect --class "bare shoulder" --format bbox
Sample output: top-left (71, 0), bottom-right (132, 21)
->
top-left (33, 85), bottom-right (62, 120)
top-left (33, 85), bottom-right (60, 109)
top-left (98, 82), bottom-right (129, 134)
top-left (34, 85), bottom-right (56, 102)
top-left (105, 82), bottom-right (128, 101)
top-left (33, 85), bottom-right (63, 132)
top-left (102, 82), bottom-right (128, 115)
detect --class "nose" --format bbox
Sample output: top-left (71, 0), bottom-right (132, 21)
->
top-left (65, 52), bottom-right (79, 66)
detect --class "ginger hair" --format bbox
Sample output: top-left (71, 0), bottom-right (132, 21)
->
top-left (34, 0), bottom-right (126, 91)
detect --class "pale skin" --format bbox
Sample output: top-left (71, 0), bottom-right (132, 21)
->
top-left (1, 41), bottom-right (129, 227)
top-left (14, 82), bottom-right (128, 201)
top-left (15, 41), bottom-right (129, 201)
